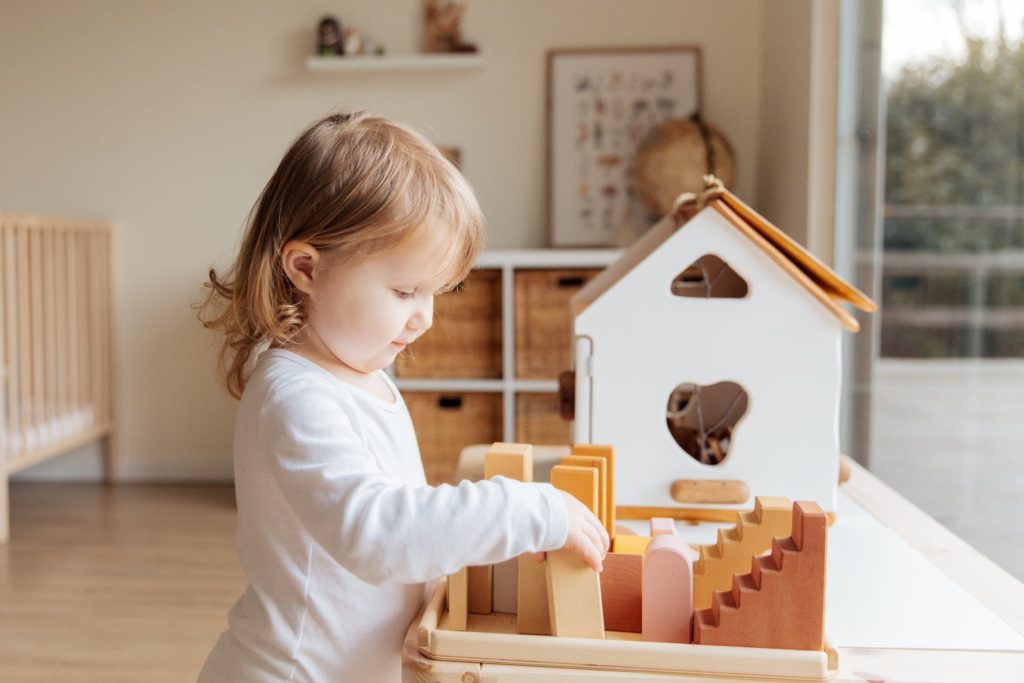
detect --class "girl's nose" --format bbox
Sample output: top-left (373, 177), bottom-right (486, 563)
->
top-left (408, 296), bottom-right (433, 331)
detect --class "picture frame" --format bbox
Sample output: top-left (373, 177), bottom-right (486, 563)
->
top-left (547, 46), bottom-right (703, 247)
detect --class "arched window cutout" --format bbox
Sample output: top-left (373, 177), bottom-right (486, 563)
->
top-left (666, 381), bottom-right (749, 466)
top-left (671, 254), bottom-right (749, 298)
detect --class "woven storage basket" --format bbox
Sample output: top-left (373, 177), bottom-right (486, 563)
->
top-left (515, 392), bottom-right (571, 445)
top-left (514, 268), bottom-right (601, 379)
top-left (406, 392), bottom-right (503, 485)
top-left (395, 268), bottom-right (502, 379)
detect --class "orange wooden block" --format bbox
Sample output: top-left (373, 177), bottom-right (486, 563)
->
top-left (562, 454), bottom-right (607, 533)
top-left (693, 501), bottom-right (828, 651)
top-left (571, 443), bottom-right (616, 540)
top-left (612, 534), bottom-right (652, 555)
top-left (599, 551), bottom-right (643, 633)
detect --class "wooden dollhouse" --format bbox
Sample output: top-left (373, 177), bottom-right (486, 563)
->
top-left (570, 177), bottom-right (876, 515)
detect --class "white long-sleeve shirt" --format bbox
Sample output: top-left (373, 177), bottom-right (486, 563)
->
top-left (198, 348), bottom-right (569, 682)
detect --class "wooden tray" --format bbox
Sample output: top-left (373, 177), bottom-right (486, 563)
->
top-left (415, 582), bottom-right (838, 681)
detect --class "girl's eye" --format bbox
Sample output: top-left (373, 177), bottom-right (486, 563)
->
top-left (393, 289), bottom-right (415, 299)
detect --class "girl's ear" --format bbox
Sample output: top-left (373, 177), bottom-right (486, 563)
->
top-left (281, 241), bottom-right (320, 295)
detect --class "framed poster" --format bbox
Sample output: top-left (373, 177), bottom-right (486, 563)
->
top-left (547, 46), bottom-right (702, 247)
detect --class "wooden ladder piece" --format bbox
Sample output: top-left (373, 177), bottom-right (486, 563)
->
top-left (693, 496), bottom-right (792, 610)
top-left (545, 464), bottom-right (604, 639)
top-left (693, 501), bottom-right (828, 651)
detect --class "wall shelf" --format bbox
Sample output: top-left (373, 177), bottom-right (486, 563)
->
top-left (305, 54), bottom-right (483, 72)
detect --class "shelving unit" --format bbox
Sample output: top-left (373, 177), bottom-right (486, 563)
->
top-left (304, 54), bottom-right (483, 72)
top-left (392, 248), bottom-right (621, 484)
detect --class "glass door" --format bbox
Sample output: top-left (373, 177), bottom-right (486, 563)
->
top-left (839, 0), bottom-right (1024, 579)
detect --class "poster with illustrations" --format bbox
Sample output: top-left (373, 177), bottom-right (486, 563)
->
top-left (547, 46), bottom-right (702, 247)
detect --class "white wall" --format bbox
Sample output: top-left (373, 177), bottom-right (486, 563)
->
top-left (0, 0), bottom-right (824, 481)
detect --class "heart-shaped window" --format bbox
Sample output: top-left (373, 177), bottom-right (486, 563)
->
top-left (666, 381), bottom-right (749, 465)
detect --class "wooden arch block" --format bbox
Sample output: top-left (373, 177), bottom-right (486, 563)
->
top-left (642, 534), bottom-right (699, 643)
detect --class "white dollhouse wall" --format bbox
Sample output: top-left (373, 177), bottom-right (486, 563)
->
top-left (573, 205), bottom-right (842, 513)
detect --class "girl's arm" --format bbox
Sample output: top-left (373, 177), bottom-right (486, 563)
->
top-left (260, 384), bottom-right (569, 586)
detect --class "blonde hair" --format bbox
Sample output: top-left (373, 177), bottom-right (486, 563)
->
top-left (196, 111), bottom-right (485, 399)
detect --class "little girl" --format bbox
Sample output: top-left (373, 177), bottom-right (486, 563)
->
top-left (196, 112), bottom-right (608, 682)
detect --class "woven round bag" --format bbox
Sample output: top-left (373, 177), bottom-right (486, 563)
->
top-left (631, 115), bottom-right (736, 218)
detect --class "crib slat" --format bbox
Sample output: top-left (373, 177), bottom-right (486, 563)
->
top-left (1, 220), bottom-right (9, 464)
top-left (44, 226), bottom-right (56, 432)
top-left (67, 231), bottom-right (80, 421)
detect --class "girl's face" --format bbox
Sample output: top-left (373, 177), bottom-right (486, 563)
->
top-left (301, 226), bottom-right (456, 376)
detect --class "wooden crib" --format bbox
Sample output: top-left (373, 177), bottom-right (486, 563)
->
top-left (0, 215), bottom-right (116, 543)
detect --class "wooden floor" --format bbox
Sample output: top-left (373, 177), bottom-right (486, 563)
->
top-left (0, 483), bottom-right (245, 682)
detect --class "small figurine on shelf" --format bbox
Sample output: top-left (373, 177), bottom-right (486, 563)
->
top-left (424, 0), bottom-right (477, 53)
top-left (316, 16), bottom-right (344, 56)
top-left (343, 27), bottom-right (363, 56)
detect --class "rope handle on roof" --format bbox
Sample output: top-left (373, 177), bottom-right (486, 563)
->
top-left (671, 174), bottom-right (726, 223)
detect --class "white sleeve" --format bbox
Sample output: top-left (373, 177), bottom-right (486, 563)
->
top-left (259, 385), bottom-right (569, 586)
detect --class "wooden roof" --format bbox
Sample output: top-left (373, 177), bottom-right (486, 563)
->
top-left (572, 185), bottom-right (877, 332)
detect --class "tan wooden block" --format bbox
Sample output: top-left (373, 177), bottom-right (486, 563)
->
top-left (693, 496), bottom-right (793, 611)
top-left (447, 567), bottom-right (468, 631)
top-left (600, 551), bottom-right (643, 633)
top-left (550, 465), bottom-right (599, 514)
top-left (561, 454), bottom-right (607, 531)
top-left (693, 501), bottom-right (828, 651)
top-left (485, 442), bottom-right (534, 482)
top-left (547, 464), bottom-right (604, 639)
top-left (469, 443), bottom-right (535, 616)
top-left (572, 443), bottom-right (616, 540)
top-left (546, 549), bottom-right (605, 639)
top-left (467, 565), bottom-right (492, 614)
top-left (493, 558), bottom-right (518, 613)
top-left (612, 534), bottom-right (652, 555)
top-left (650, 517), bottom-right (676, 537)
top-left (516, 554), bottom-right (549, 635)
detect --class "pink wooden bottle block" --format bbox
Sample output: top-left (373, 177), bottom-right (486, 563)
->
top-left (642, 535), bottom-right (699, 643)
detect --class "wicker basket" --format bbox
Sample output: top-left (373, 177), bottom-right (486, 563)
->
top-left (515, 392), bottom-right (571, 445)
top-left (395, 268), bottom-right (502, 379)
top-left (514, 268), bottom-right (601, 379)
top-left (406, 392), bottom-right (504, 485)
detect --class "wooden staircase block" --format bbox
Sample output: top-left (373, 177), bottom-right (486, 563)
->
top-left (693, 496), bottom-right (792, 610)
top-left (693, 501), bottom-right (828, 651)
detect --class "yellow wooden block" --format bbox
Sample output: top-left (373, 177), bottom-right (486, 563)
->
top-left (613, 534), bottom-right (653, 555)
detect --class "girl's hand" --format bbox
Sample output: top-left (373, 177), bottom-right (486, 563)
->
top-left (534, 491), bottom-right (610, 572)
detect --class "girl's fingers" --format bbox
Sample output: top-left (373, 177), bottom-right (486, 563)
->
top-left (533, 551), bottom-right (546, 562)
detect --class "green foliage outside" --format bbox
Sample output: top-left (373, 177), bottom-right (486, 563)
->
top-left (880, 28), bottom-right (1024, 357)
